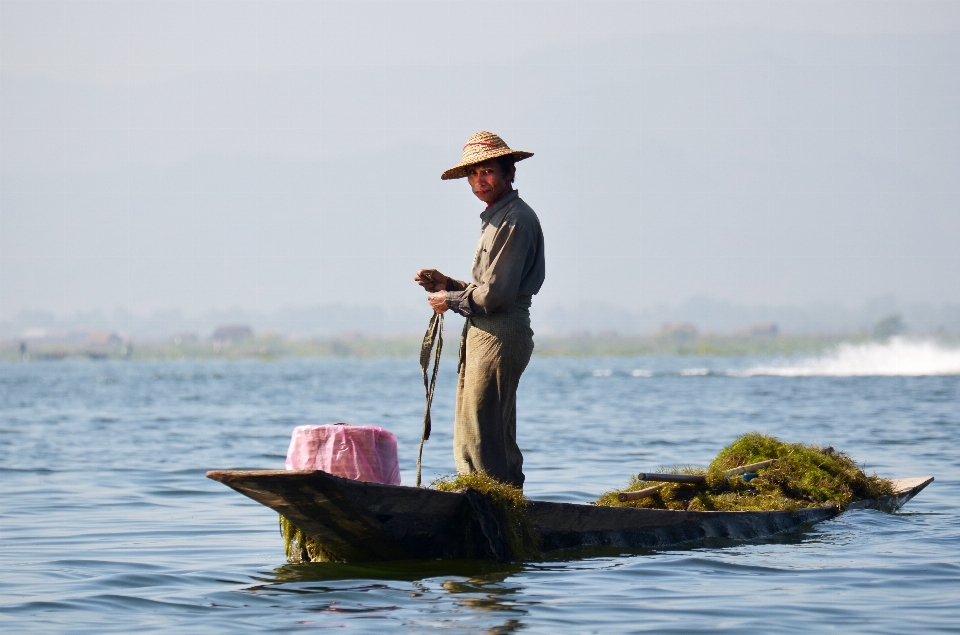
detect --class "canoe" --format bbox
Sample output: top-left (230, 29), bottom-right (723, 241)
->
top-left (206, 469), bottom-right (933, 563)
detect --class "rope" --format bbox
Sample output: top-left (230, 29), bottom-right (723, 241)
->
top-left (416, 310), bottom-right (444, 487)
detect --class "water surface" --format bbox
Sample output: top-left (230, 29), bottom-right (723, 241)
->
top-left (2, 344), bottom-right (958, 633)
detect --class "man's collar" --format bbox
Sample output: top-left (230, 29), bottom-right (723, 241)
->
top-left (480, 189), bottom-right (519, 221)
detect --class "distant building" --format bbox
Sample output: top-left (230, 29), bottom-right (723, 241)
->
top-left (211, 325), bottom-right (254, 342)
top-left (739, 322), bottom-right (779, 336)
top-left (658, 322), bottom-right (698, 341)
top-left (86, 331), bottom-right (123, 346)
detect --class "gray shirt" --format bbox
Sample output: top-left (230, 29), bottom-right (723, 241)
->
top-left (445, 190), bottom-right (545, 317)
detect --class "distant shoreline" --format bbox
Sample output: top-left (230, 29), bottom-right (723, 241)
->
top-left (4, 333), bottom-right (958, 361)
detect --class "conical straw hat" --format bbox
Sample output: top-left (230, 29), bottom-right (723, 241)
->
top-left (441, 131), bottom-right (533, 180)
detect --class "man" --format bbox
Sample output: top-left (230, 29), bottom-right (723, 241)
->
top-left (415, 131), bottom-right (545, 488)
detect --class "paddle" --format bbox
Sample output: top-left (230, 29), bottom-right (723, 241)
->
top-left (618, 459), bottom-right (775, 502)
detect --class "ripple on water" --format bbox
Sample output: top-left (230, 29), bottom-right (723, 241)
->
top-left (0, 358), bottom-right (958, 633)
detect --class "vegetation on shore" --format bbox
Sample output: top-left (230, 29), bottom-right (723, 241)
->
top-left (7, 331), bottom-right (945, 361)
top-left (596, 433), bottom-right (893, 512)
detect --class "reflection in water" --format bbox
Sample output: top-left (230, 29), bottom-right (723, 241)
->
top-left (263, 558), bottom-right (523, 585)
top-left (435, 569), bottom-right (530, 634)
top-left (252, 559), bottom-right (530, 633)
top-left (444, 582), bottom-right (527, 634)
top-left (245, 526), bottom-right (842, 632)
top-left (231, 495), bottom-right (842, 635)
top-left (441, 569), bottom-right (524, 611)
top-left (486, 619), bottom-right (524, 634)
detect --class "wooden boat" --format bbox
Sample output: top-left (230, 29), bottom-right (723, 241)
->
top-left (207, 469), bottom-right (933, 563)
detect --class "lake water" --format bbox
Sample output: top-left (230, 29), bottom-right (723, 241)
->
top-left (2, 340), bottom-right (959, 633)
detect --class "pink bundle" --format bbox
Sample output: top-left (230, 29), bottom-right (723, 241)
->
top-left (285, 424), bottom-right (401, 485)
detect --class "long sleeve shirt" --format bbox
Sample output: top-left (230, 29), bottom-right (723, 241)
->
top-left (445, 190), bottom-right (546, 317)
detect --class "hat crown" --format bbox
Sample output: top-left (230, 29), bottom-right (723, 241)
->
top-left (440, 130), bottom-right (533, 180)
top-left (461, 131), bottom-right (510, 163)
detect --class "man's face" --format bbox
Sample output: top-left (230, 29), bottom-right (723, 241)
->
top-left (466, 160), bottom-right (511, 204)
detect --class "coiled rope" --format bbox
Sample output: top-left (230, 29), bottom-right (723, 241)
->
top-left (416, 311), bottom-right (444, 487)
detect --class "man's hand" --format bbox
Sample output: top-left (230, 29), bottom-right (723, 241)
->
top-left (428, 291), bottom-right (449, 314)
top-left (414, 269), bottom-right (447, 292)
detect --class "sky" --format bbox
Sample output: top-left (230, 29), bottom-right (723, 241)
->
top-left (2, 0), bottom-right (959, 335)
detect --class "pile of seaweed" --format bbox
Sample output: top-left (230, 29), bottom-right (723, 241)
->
top-left (596, 433), bottom-right (893, 512)
top-left (433, 472), bottom-right (540, 560)
top-left (280, 515), bottom-right (336, 563)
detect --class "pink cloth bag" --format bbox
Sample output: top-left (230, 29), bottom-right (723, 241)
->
top-left (285, 424), bottom-right (401, 485)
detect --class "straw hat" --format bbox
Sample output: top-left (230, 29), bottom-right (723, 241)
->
top-left (440, 131), bottom-right (533, 180)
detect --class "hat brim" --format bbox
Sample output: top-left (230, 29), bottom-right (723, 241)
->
top-left (440, 149), bottom-right (533, 180)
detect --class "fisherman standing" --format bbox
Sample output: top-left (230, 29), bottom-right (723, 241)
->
top-left (415, 131), bottom-right (545, 488)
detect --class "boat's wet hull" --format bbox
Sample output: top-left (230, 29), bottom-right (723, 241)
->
top-left (206, 470), bottom-right (933, 562)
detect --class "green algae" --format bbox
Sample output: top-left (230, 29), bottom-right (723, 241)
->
top-left (279, 515), bottom-right (336, 563)
top-left (432, 472), bottom-right (540, 560)
top-left (596, 433), bottom-right (894, 512)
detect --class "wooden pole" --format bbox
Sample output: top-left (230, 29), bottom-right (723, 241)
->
top-left (617, 459), bottom-right (777, 502)
top-left (636, 472), bottom-right (706, 484)
top-left (618, 485), bottom-right (664, 502)
top-left (723, 459), bottom-right (774, 477)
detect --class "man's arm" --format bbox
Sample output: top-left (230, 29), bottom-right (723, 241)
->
top-left (446, 220), bottom-right (536, 317)
top-left (416, 269), bottom-right (468, 315)
top-left (445, 277), bottom-right (468, 292)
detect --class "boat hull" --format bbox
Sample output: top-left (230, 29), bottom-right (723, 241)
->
top-left (206, 470), bottom-right (933, 562)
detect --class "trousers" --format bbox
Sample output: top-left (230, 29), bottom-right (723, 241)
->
top-left (453, 297), bottom-right (534, 488)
